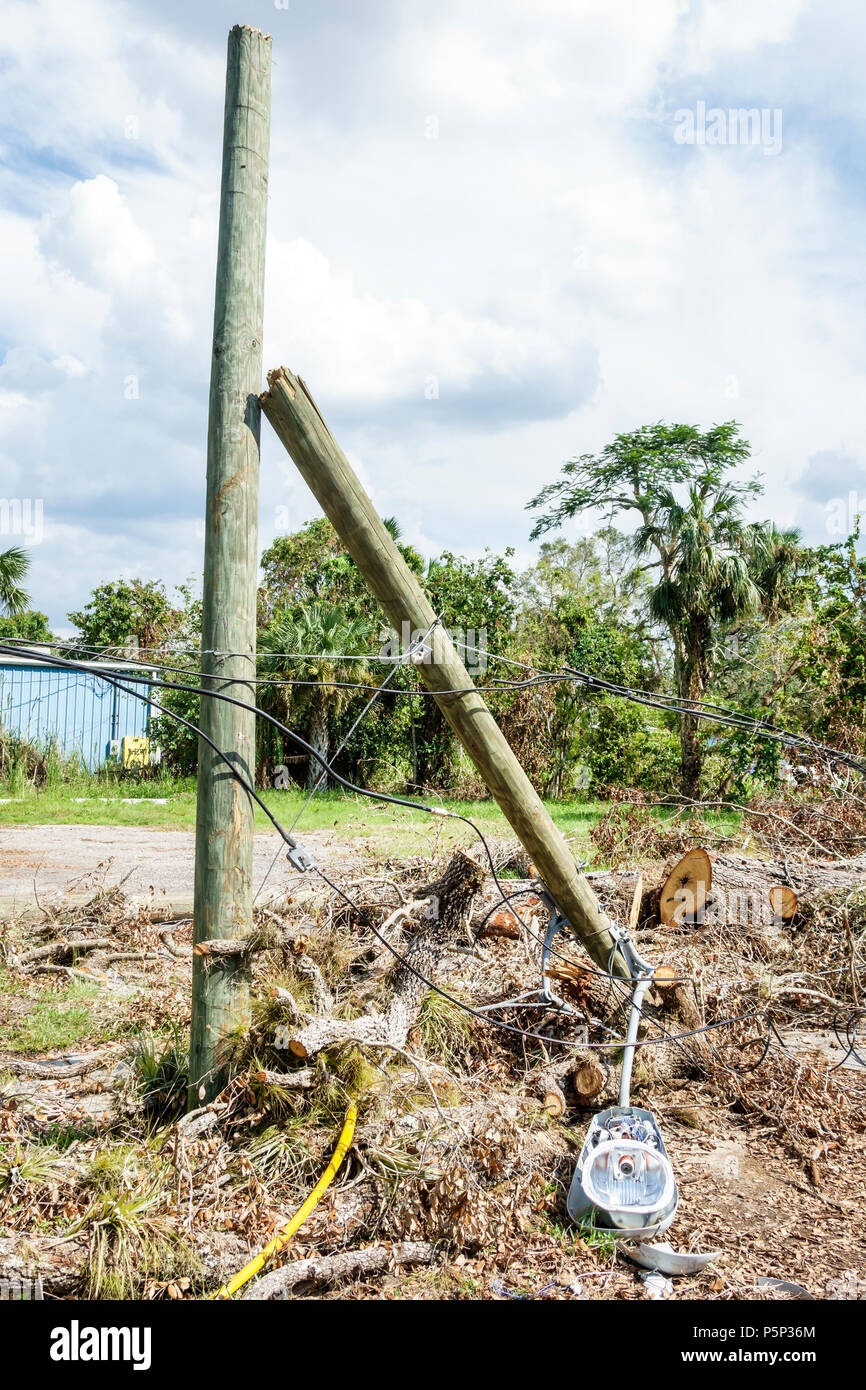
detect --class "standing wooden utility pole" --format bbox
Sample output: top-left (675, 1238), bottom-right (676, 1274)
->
top-left (189, 26), bottom-right (271, 1107)
top-left (261, 367), bottom-right (629, 978)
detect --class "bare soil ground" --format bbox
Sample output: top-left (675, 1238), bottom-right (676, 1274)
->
top-left (1, 829), bottom-right (864, 1302)
top-left (0, 824), bottom-right (371, 918)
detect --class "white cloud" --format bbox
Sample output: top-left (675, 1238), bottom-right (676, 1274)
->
top-left (0, 0), bottom-right (217, 174)
top-left (0, 213), bottom-right (110, 364)
top-left (41, 175), bottom-right (154, 290)
top-left (682, 0), bottom-right (811, 62)
top-left (0, 0), bottom-right (864, 628)
top-left (399, 0), bottom-right (685, 123)
top-left (263, 235), bottom-right (594, 417)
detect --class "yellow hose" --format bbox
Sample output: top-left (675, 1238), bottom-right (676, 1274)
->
top-left (211, 1097), bottom-right (358, 1300)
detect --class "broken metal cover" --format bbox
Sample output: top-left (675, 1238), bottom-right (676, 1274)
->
top-left (567, 1105), bottom-right (678, 1239)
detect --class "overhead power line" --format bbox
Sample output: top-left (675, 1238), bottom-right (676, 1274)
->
top-left (4, 635), bottom-right (862, 774)
top-left (0, 638), bottom-right (779, 1062)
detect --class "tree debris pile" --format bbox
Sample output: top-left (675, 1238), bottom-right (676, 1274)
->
top-left (1, 837), bottom-right (864, 1301)
top-left (592, 786), bottom-right (866, 865)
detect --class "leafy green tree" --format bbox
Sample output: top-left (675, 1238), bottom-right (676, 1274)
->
top-left (794, 531), bottom-right (866, 752)
top-left (259, 518), bottom-right (424, 788)
top-left (516, 531), bottom-right (663, 671)
top-left (261, 516), bottom-right (423, 625)
top-left (509, 537), bottom-right (668, 795)
top-left (702, 524), bottom-right (811, 796)
top-left (637, 492), bottom-right (800, 797)
top-left (261, 523), bottom-right (521, 794)
top-left (528, 422), bottom-right (802, 798)
top-left (425, 548), bottom-right (517, 640)
top-left (0, 608), bottom-right (53, 643)
top-left (718, 529), bottom-right (866, 781)
top-left (259, 602), bottom-right (374, 788)
top-left (0, 545), bottom-right (30, 617)
top-left (417, 548), bottom-right (518, 790)
top-left (67, 578), bottom-right (180, 655)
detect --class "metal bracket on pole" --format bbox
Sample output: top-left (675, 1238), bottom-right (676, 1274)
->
top-left (475, 882), bottom-right (584, 1021)
top-left (285, 840), bottom-right (315, 873)
top-left (405, 641), bottom-right (432, 665)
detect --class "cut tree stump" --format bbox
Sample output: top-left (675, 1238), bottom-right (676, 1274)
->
top-left (769, 884), bottom-right (798, 923)
top-left (478, 909), bottom-right (523, 941)
top-left (642, 852), bottom-right (865, 931)
top-left (657, 849), bottom-right (712, 926)
top-left (572, 1056), bottom-right (608, 1104)
top-left (536, 1050), bottom-right (614, 1114)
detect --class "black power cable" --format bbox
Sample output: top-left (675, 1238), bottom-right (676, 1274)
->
top-left (311, 860), bottom-right (764, 1056)
top-left (9, 639), bottom-right (853, 1074)
top-left (3, 634), bottom-right (863, 773)
top-left (0, 643), bottom-right (473, 822)
top-left (560, 665), bottom-right (866, 776)
top-left (1, 640), bottom-right (769, 1058)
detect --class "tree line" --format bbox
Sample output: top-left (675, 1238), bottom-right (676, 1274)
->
top-left (2, 421), bottom-right (863, 801)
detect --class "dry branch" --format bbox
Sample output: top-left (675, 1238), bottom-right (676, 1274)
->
top-left (481, 838), bottom-right (533, 876)
top-left (352, 903), bottom-right (421, 996)
top-left (0, 1049), bottom-right (119, 1079)
top-left (268, 986), bottom-right (311, 1026)
top-left (176, 1107), bottom-right (220, 1140)
top-left (254, 1068), bottom-right (316, 1090)
top-left (158, 926), bottom-right (194, 958)
top-left (281, 850), bottom-right (485, 1061)
top-left (13, 937), bottom-right (115, 967)
top-left (294, 954), bottom-right (334, 1013)
top-left (194, 934), bottom-right (262, 959)
top-left (243, 1240), bottom-right (435, 1299)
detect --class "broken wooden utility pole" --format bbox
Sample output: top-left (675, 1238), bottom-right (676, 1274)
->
top-left (189, 25), bottom-right (271, 1107)
top-left (260, 367), bottom-right (629, 977)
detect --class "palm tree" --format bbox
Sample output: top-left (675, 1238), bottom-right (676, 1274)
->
top-left (528, 422), bottom-right (806, 800)
top-left (635, 484), bottom-right (778, 798)
top-left (0, 546), bottom-right (30, 617)
top-left (750, 523), bottom-right (804, 620)
top-left (259, 602), bottom-right (374, 789)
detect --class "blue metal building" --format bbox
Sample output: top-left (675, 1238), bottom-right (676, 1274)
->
top-left (0, 655), bottom-right (152, 771)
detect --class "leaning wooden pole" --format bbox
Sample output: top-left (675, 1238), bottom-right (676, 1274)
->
top-left (261, 367), bottom-right (629, 977)
top-left (189, 26), bottom-right (271, 1106)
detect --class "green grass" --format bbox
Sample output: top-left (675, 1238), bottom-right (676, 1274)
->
top-left (418, 988), bottom-right (475, 1067)
top-left (131, 1026), bottom-right (189, 1125)
top-left (0, 1141), bottom-right (69, 1193)
top-left (0, 778), bottom-right (610, 853)
top-left (75, 1149), bottom-right (202, 1299)
top-left (0, 773), bottom-right (197, 829)
top-left (3, 977), bottom-right (104, 1053)
top-left (0, 775), bottom-right (740, 865)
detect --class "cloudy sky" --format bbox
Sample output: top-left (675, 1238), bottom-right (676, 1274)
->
top-left (1, 0), bottom-right (864, 628)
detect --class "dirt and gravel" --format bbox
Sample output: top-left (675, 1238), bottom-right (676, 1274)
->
top-left (0, 824), bottom-right (368, 918)
top-left (1, 821), bottom-right (864, 1302)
